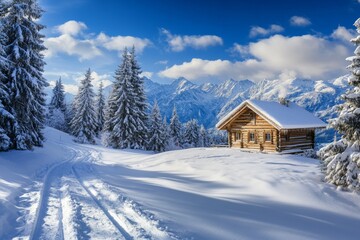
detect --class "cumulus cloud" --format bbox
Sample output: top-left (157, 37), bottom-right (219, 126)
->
top-left (44, 34), bottom-right (102, 60)
top-left (249, 24), bottom-right (284, 38)
top-left (161, 28), bottom-right (223, 51)
top-left (290, 16), bottom-right (311, 26)
top-left (230, 43), bottom-right (249, 57)
top-left (44, 20), bottom-right (152, 61)
top-left (56, 20), bottom-right (87, 36)
top-left (96, 33), bottom-right (151, 53)
top-left (159, 34), bottom-right (350, 82)
top-left (331, 26), bottom-right (357, 42)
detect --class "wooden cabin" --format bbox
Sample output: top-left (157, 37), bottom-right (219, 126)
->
top-left (216, 99), bottom-right (326, 152)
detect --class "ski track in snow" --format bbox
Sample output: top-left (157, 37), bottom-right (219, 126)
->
top-left (12, 144), bottom-right (177, 240)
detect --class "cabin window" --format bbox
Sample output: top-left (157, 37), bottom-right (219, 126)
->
top-left (249, 132), bottom-right (255, 142)
top-left (235, 132), bottom-right (241, 141)
top-left (265, 132), bottom-right (271, 142)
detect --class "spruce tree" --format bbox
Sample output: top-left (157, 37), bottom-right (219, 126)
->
top-left (319, 18), bottom-right (360, 191)
top-left (49, 78), bottom-right (66, 113)
top-left (162, 116), bottom-right (170, 150)
top-left (104, 48), bottom-right (138, 148)
top-left (47, 78), bottom-right (67, 131)
top-left (4, 0), bottom-right (47, 149)
top-left (199, 125), bottom-right (208, 147)
top-left (95, 81), bottom-right (105, 135)
top-left (183, 119), bottom-right (200, 148)
top-left (148, 101), bottom-right (166, 152)
top-left (0, 82), bottom-right (12, 150)
top-left (0, 3), bottom-right (12, 151)
top-left (129, 46), bottom-right (148, 148)
top-left (70, 69), bottom-right (97, 144)
top-left (169, 106), bottom-right (182, 147)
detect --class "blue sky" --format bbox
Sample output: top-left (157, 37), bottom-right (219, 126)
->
top-left (39, 0), bottom-right (360, 94)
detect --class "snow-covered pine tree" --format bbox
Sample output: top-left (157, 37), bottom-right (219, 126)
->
top-left (104, 48), bottom-right (138, 149)
top-left (4, 0), bottom-right (47, 149)
top-left (70, 69), bottom-right (97, 144)
top-left (49, 78), bottom-right (66, 112)
top-left (199, 125), bottom-right (208, 147)
top-left (183, 119), bottom-right (200, 148)
top-left (148, 101), bottom-right (166, 152)
top-left (0, 82), bottom-right (12, 150)
top-left (162, 116), bottom-right (170, 149)
top-left (95, 81), bottom-right (105, 136)
top-left (47, 78), bottom-right (67, 131)
top-left (129, 46), bottom-right (148, 148)
top-left (169, 106), bottom-right (182, 147)
top-left (318, 18), bottom-right (360, 191)
top-left (0, 3), bottom-right (13, 151)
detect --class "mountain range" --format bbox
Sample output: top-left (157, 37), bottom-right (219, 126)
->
top-left (145, 76), bottom-right (345, 121)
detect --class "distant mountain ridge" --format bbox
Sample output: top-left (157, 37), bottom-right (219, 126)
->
top-left (143, 76), bottom-right (347, 127)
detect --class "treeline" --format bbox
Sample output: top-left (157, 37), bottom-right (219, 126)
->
top-left (47, 47), bottom-right (226, 152)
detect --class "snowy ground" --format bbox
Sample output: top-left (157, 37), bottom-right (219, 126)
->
top-left (1, 128), bottom-right (360, 239)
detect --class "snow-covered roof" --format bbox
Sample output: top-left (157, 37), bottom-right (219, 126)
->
top-left (216, 99), bottom-right (327, 130)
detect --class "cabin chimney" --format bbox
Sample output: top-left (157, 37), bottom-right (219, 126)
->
top-left (279, 97), bottom-right (289, 107)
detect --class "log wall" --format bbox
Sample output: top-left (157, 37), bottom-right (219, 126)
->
top-left (228, 108), bottom-right (278, 151)
top-left (226, 107), bottom-right (315, 152)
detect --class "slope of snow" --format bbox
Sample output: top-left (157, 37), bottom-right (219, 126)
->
top-left (1, 128), bottom-right (360, 239)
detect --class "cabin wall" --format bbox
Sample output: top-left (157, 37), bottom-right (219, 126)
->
top-left (278, 129), bottom-right (315, 151)
top-left (228, 108), bottom-right (278, 151)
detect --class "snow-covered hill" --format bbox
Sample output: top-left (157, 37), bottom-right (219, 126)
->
top-left (1, 127), bottom-right (360, 239)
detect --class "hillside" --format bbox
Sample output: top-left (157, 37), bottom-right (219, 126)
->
top-left (1, 128), bottom-right (360, 239)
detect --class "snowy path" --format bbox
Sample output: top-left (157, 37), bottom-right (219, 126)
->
top-left (13, 144), bottom-right (175, 240)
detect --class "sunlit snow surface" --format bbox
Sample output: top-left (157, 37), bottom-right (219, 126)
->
top-left (1, 127), bottom-right (360, 239)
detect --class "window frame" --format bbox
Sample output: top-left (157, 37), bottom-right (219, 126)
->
top-left (249, 132), bottom-right (255, 142)
top-left (265, 132), bottom-right (272, 142)
top-left (235, 132), bottom-right (241, 141)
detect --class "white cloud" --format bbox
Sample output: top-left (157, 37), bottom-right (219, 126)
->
top-left (44, 20), bottom-right (151, 61)
top-left (140, 71), bottom-right (153, 79)
top-left (44, 34), bottom-right (102, 60)
top-left (159, 34), bottom-right (350, 82)
top-left (290, 16), bottom-right (311, 27)
top-left (249, 24), bottom-right (284, 38)
top-left (230, 43), bottom-right (249, 57)
top-left (331, 26), bottom-right (357, 42)
top-left (161, 28), bottom-right (223, 51)
top-left (56, 20), bottom-right (87, 36)
top-left (96, 33), bottom-right (151, 53)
